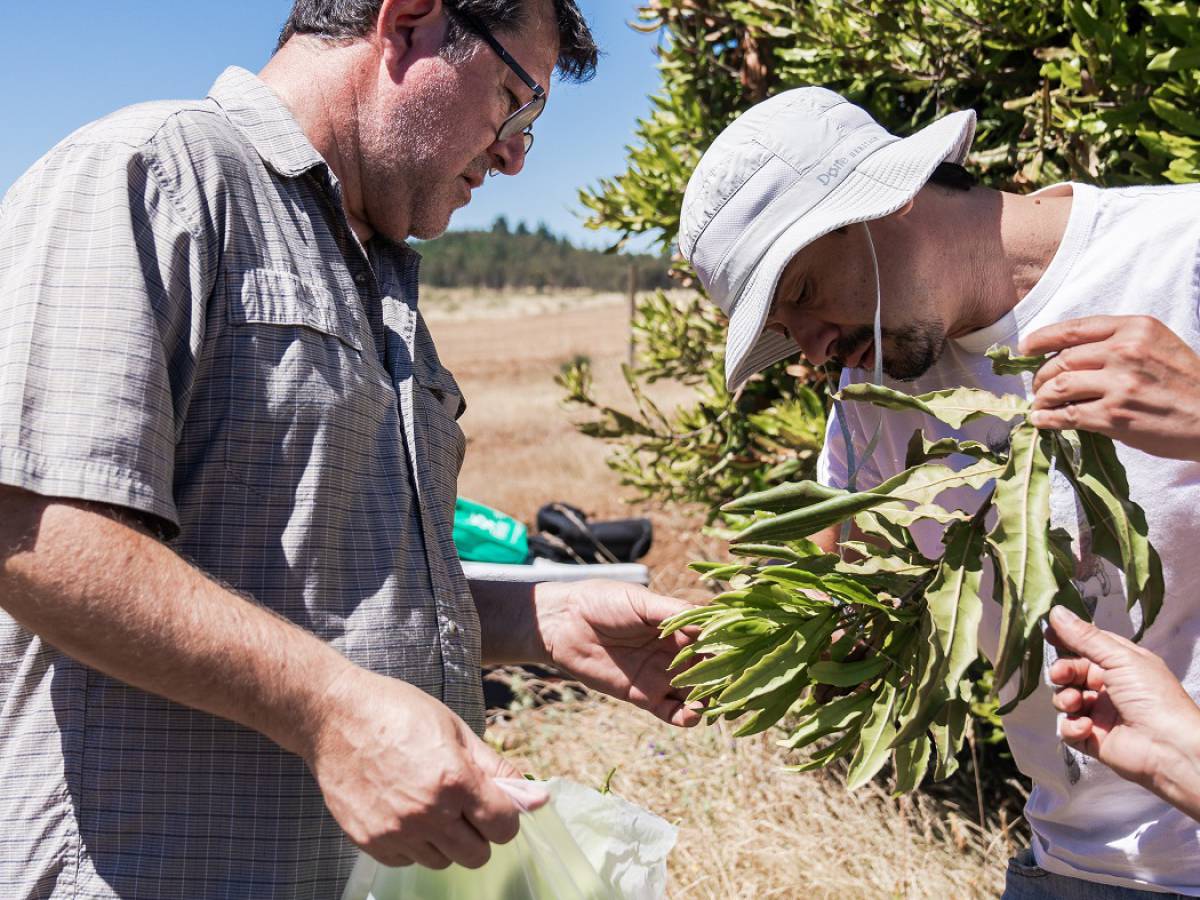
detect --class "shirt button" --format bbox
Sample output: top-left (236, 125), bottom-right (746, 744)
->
top-left (445, 621), bottom-right (460, 637)
top-left (354, 272), bottom-right (368, 286)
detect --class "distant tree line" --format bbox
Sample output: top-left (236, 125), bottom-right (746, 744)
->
top-left (415, 217), bottom-right (673, 291)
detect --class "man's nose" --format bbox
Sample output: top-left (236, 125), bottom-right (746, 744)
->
top-left (774, 309), bottom-right (838, 366)
top-left (488, 132), bottom-right (528, 177)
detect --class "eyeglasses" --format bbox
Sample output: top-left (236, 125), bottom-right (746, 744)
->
top-left (454, 9), bottom-right (546, 156)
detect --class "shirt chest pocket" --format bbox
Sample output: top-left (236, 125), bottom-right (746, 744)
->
top-left (221, 269), bottom-right (396, 502)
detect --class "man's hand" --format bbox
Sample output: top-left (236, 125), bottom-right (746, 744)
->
top-left (531, 580), bottom-right (702, 728)
top-left (1046, 606), bottom-right (1200, 819)
top-left (305, 665), bottom-right (541, 870)
top-left (1021, 315), bottom-right (1200, 461)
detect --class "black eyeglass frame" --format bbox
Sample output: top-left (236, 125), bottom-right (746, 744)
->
top-left (453, 8), bottom-right (546, 155)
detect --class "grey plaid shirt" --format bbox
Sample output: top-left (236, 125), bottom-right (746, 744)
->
top-left (0, 67), bottom-right (484, 899)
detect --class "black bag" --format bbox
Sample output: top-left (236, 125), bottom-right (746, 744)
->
top-left (528, 502), bottom-right (653, 564)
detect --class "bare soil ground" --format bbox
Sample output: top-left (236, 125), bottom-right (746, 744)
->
top-left (424, 291), bottom-right (1009, 897)
top-left (426, 292), bottom-right (720, 601)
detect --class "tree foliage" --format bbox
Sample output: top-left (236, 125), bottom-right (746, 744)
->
top-left (416, 219), bottom-right (672, 291)
top-left (566, 1), bottom-right (1200, 519)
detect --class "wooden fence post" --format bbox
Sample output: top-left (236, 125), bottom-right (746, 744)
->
top-left (627, 262), bottom-right (638, 369)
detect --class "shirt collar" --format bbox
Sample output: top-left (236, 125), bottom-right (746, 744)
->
top-left (207, 66), bottom-right (327, 178)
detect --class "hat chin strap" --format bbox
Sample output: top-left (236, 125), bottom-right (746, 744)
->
top-left (832, 221), bottom-right (885, 548)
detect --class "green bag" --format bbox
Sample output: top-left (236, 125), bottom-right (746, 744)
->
top-left (453, 497), bottom-right (529, 564)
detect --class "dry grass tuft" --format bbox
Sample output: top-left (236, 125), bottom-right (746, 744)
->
top-left (489, 696), bottom-right (1008, 899)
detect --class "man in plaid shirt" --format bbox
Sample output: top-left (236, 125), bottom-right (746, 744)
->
top-left (0, 1), bottom-right (698, 896)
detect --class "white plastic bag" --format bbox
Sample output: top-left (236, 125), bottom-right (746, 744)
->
top-left (340, 778), bottom-right (676, 900)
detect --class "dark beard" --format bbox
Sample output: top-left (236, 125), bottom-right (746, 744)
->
top-left (834, 320), bottom-right (948, 381)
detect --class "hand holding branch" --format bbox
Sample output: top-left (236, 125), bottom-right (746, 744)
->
top-left (1022, 315), bottom-right (1200, 461)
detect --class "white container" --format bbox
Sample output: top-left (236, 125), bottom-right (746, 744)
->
top-left (461, 559), bottom-right (650, 586)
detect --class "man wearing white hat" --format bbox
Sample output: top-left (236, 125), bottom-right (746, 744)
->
top-left (679, 86), bottom-right (1200, 897)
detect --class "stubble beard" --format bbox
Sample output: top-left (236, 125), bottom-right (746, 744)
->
top-left (834, 319), bottom-right (948, 381)
top-left (359, 89), bottom-right (469, 242)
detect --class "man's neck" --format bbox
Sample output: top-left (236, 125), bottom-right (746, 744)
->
top-left (935, 185), bottom-right (1074, 338)
top-left (259, 40), bottom-right (380, 241)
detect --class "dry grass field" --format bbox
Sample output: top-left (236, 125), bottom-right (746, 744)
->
top-left (425, 289), bottom-right (720, 600)
top-left (424, 290), bottom-right (1010, 898)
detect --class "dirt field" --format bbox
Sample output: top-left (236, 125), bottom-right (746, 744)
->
top-left (424, 291), bottom-right (1008, 897)
top-left (425, 291), bottom-right (721, 600)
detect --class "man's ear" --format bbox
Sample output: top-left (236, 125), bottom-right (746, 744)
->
top-left (892, 198), bottom-right (916, 218)
top-left (375, 0), bottom-right (445, 74)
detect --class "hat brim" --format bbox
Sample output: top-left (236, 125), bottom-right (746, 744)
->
top-left (723, 108), bottom-right (976, 392)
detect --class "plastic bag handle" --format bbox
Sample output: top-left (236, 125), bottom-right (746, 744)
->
top-left (494, 777), bottom-right (551, 814)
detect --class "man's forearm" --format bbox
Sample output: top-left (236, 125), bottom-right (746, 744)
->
top-left (1150, 728), bottom-right (1200, 822)
top-left (469, 578), bottom-right (548, 666)
top-left (0, 488), bottom-right (353, 759)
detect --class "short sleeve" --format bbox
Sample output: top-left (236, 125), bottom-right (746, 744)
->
top-left (0, 137), bottom-right (211, 533)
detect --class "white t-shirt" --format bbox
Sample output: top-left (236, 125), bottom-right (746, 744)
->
top-left (817, 182), bottom-right (1200, 894)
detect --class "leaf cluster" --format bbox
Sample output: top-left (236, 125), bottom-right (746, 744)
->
top-left (584, 0), bottom-right (1200, 259)
top-left (663, 348), bottom-right (1163, 791)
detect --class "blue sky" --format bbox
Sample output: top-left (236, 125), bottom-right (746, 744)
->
top-left (0, 2), bottom-right (663, 249)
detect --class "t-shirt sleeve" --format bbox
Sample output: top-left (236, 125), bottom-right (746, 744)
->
top-left (0, 138), bottom-right (211, 533)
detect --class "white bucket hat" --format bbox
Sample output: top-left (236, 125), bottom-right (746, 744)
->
top-left (678, 87), bottom-right (977, 392)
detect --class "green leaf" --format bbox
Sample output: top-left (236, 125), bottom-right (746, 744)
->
top-left (1055, 431), bottom-right (1163, 639)
top-left (1147, 46), bottom-right (1200, 72)
top-left (731, 689), bottom-right (801, 737)
top-left (894, 521), bottom-right (985, 743)
top-left (741, 555), bottom-right (840, 581)
top-left (722, 480), bottom-right (847, 514)
top-left (930, 686), bottom-right (971, 781)
top-left (871, 502), bottom-right (971, 528)
top-left (1047, 527), bottom-right (1093, 622)
top-left (1149, 97), bottom-right (1200, 138)
top-left (784, 726), bottom-right (861, 773)
top-left (660, 603), bottom-right (727, 636)
top-left (809, 655), bottom-right (890, 687)
top-left (853, 509), bottom-right (920, 554)
top-left (836, 552), bottom-right (933, 578)
top-left (734, 457), bottom-right (1005, 543)
top-left (904, 430), bottom-right (1002, 467)
top-left (689, 561), bottom-right (752, 581)
top-left (717, 612), bottom-right (833, 707)
top-left (779, 690), bottom-right (874, 751)
top-left (729, 542), bottom-right (828, 564)
top-left (840, 383), bottom-right (1030, 429)
top-left (671, 631), bottom-right (786, 687)
top-left (985, 344), bottom-right (1048, 376)
top-left (997, 629), bottom-right (1046, 716)
top-left (756, 566), bottom-right (902, 613)
top-left (987, 425), bottom-right (1057, 689)
top-left (892, 736), bottom-right (932, 794)
top-left (845, 684), bottom-right (900, 790)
